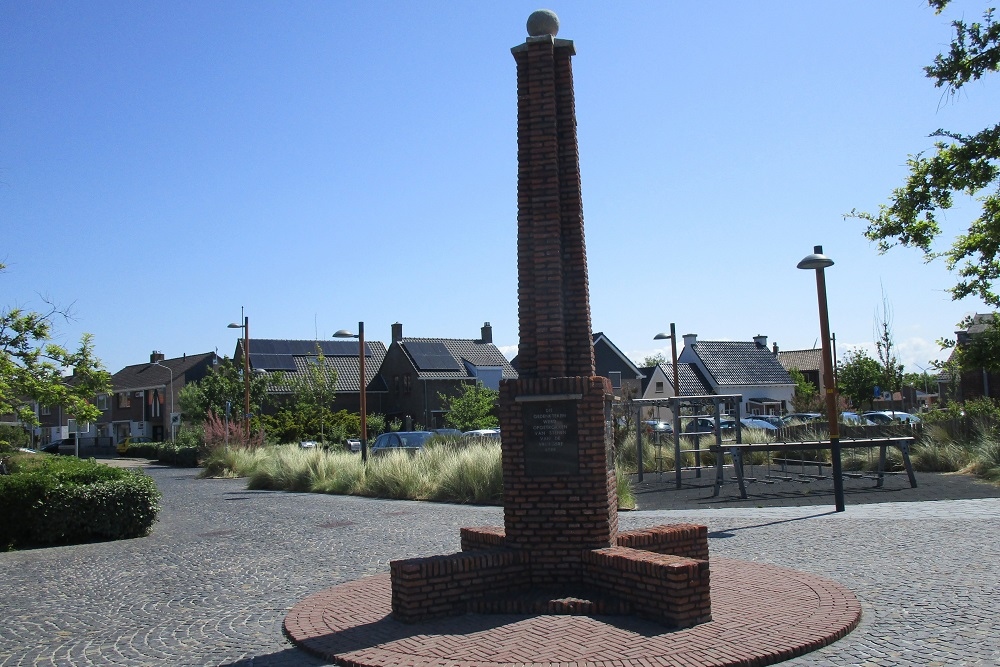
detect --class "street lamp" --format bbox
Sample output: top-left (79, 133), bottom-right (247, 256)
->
top-left (797, 245), bottom-right (845, 512)
top-left (227, 313), bottom-right (251, 436)
top-left (653, 323), bottom-right (682, 403)
top-left (334, 322), bottom-right (367, 463)
top-left (152, 360), bottom-right (175, 442)
top-left (915, 363), bottom-right (931, 411)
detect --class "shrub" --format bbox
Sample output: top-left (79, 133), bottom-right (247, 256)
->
top-left (156, 443), bottom-right (199, 467)
top-left (0, 456), bottom-right (160, 549)
top-left (120, 441), bottom-right (163, 459)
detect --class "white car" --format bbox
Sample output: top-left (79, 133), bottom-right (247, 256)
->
top-left (462, 429), bottom-right (501, 441)
top-left (863, 411), bottom-right (921, 425)
top-left (346, 439), bottom-right (361, 452)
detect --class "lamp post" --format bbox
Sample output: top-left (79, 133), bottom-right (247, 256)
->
top-left (227, 313), bottom-right (251, 436)
top-left (334, 322), bottom-right (367, 463)
top-left (653, 323), bottom-right (681, 402)
top-left (797, 245), bottom-right (845, 512)
top-left (152, 360), bottom-right (175, 442)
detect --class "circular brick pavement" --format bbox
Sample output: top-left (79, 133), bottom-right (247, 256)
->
top-left (284, 557), bottom-right (862, 667)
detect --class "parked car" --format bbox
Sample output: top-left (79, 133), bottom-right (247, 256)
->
top-left (863, 411), bottom-right (921, 425)
top-left (116, 435), bottom-right (153, 456)
top-left (41, 439), bottom-right (80, 455)
top-left (462, 429), bottom-right (501, 441)
top-left (684, 417), bottom-right (719, 434)
top-left (346, 438), bottom-right (362, 452)
top-left (782, 413), bottom-right (823, 425)
top-left (841, 411), bottom-right (875, 425)
top-left (740, 418), bottom-right (779, 431)
top-left (642, 420), bottom-right (673, 435)
top-left (370, 431), bottom-right (435, 455)
top-left (745, 414), bottom-right (783, 428)
top-left (431, 428), bottom-right (463, 438)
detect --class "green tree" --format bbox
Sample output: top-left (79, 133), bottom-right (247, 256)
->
top-left (439, 382), bottom-right (499, 432)
top-left (642, 352), bottom-right (667, 367)
top-left (1, 265), bottom-right (111, 428)
top-left (942, 313), bottom-right (1000, 373)
top-left (837, 349), bottom-right (883, 410)
top-left (850, 1), bottom-right (1000, 305)
top-left (789, 367), bottom-right (822, 412)
top-left (273, 347), bottom-right (338, 443)
top-left (902, 370), bottom-right (935, 394)
top-left (177, 356), bottom-right (274, 428)
top-left (874, 291), bottom-right (904, 395)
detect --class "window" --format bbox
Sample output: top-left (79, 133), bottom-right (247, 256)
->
top-left (96, 394), bottom-right (109, 411)
top-left (403, 373), bottom-right (412, 394)
top-left (394, 375), bottom-right (400, 394)
top-left (118, 392), bottom-right (131, 408)
top-left (609, 371), bottom-right (622, 389)
top-left (40, 404), bottom-right (51, 416)
top-left (655, 381), bottom-right (664, 394)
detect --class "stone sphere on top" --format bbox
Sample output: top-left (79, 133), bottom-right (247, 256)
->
top-left (526, 10), bottom-right (559, 37)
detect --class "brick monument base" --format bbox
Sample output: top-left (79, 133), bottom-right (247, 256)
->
top-left (390, 376), bottom-right (712, 629)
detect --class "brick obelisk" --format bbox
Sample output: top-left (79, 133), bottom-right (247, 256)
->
top-left (388, 12), bottom-right (710, 627)
top-left (499, 9), bottom-right (617, 584)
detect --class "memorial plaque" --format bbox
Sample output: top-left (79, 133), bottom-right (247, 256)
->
top-left (523, 400), bottom-right (579, 475)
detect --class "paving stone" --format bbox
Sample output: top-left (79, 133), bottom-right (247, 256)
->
top-left (0, 467), bottom-right (998, 665)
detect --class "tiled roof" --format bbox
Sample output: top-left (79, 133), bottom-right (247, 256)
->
top-left (241, 339), bottom-right (388, 394)
top-left (640, 364), bottom-right (712, 396)
top-left (777, 349), bottom-right (823, 373)
top-left (400, 337), bottom-right (518, 381)
top-left (689, 341), bottom-right (791, 386)
top-left (964, 313), bottom-right (995, 335)
top-left (111, 352), bottom-right (217, 392)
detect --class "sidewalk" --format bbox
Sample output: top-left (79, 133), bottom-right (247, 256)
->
top-left (629, 467), bottom-right (1000, 511)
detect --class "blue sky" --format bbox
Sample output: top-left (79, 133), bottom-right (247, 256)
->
top-left (3, 1), bottom-right (998, 377)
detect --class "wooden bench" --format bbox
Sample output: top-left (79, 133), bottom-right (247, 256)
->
top-left (708, 437), bottom-right (917, 499)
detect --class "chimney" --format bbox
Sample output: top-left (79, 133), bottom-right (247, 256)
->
top-left (481, 321), bottom-right (493, 344)
top-left (392, 322), bottom-right (403, 343)
top-left (150, 351), bottom-right (165, 363)
top-left (682, 333), bottom-right (698, 349)
top-left (772, 342), bottom-right (779, 356)
top-left (753, 335), bottom-right (767, 349)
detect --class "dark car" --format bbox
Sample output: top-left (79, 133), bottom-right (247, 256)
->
top-left (41, 439), bottom-right (76, 455)
top-left (745, 414), bottom-right (783, 428)
top-left (684, 417), bottom-right (718, 434)
top-left (370, 431), bottom-right (434, 455)
top-left (40, 440), bottom-right (64, 454)
top-left (642, 420), bottom-right (673, 435)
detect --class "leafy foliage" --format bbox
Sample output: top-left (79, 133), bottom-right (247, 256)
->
top-left (1, 264), bottom-right (111, 426)
top-left (850, 2), bottom-right (1000, 305)
top-left (0, 455), bottom-right (160, 549)
top-left (837, 349), bottom-right (883, 410)
top-left (438, 382), bottom-right (499, 431)
top-left (177, 356), bottom-right (274, 428)
top-left (641, 352), bottom-right (667, 367)
top-left (943, 313), bottom-right (1000, 373)
top-left (271, 347), bottom-right (338, 443)
top-left (789, 367), bottom-right (822, 412)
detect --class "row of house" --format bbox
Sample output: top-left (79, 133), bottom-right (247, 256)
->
top-left (25, 320), bottom-right (838, 447)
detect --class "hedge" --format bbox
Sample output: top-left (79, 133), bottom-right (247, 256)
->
top-left (0, 457), bottom-right (161, 549)
top-left (119, 441), bottom-right (199, 467)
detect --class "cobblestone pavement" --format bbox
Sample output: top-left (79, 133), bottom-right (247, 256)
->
top-left (1, 466), bottom-right (998, 666)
